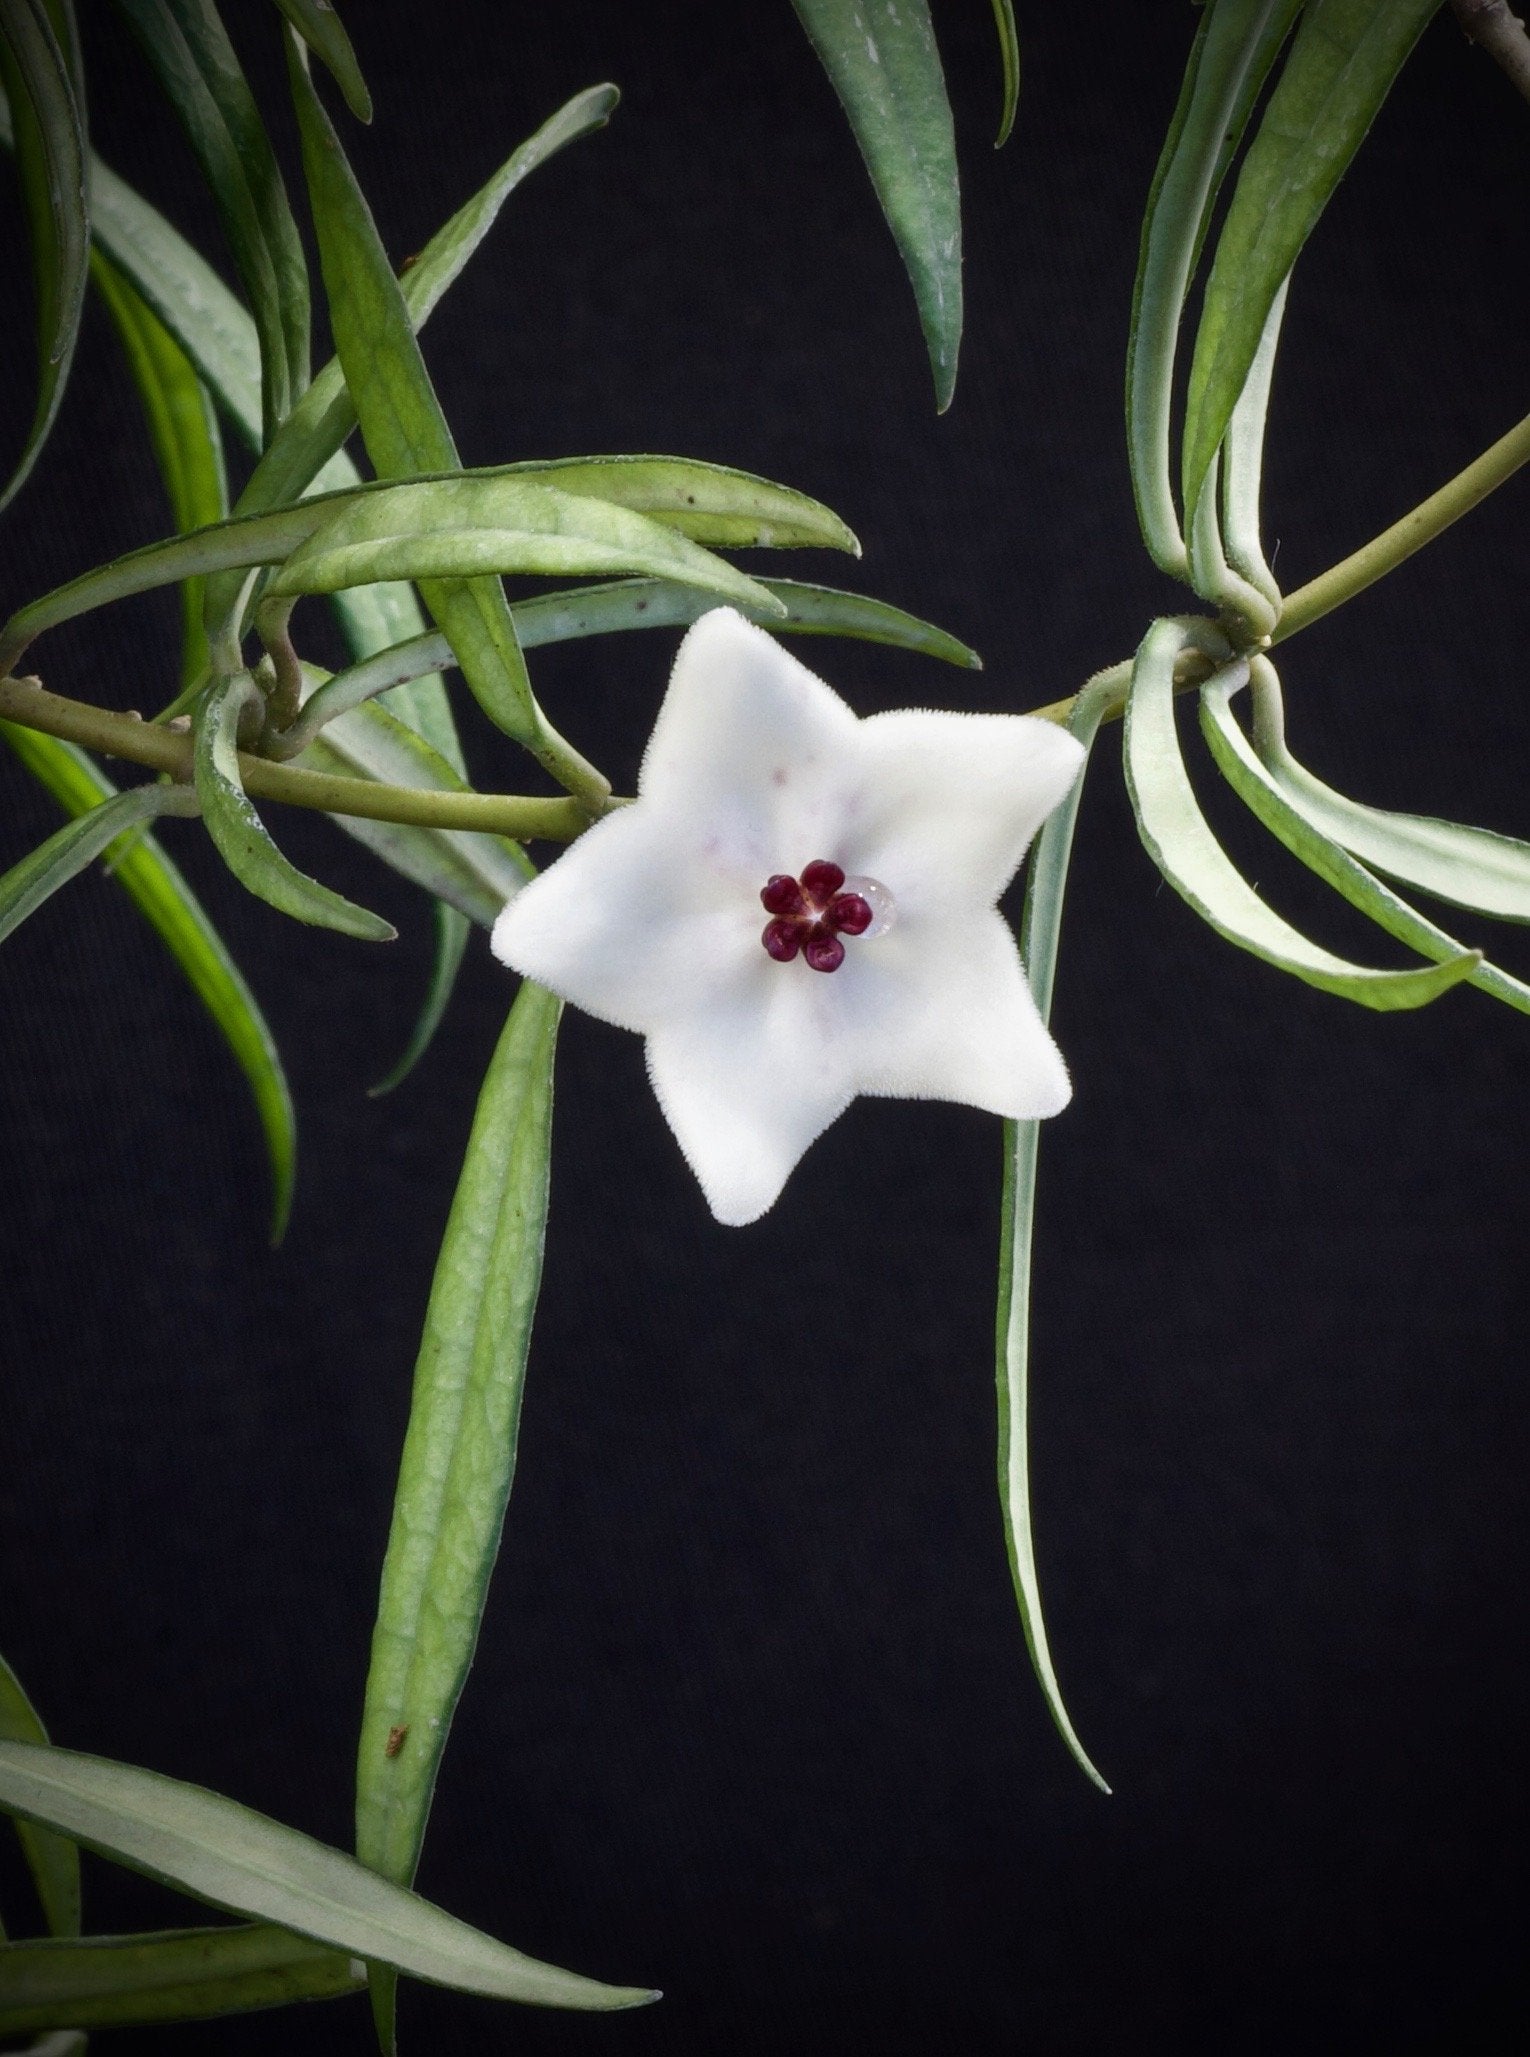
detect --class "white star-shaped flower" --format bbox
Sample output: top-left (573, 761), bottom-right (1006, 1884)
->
top-left (492, 608), bottom-right (1085, 1225)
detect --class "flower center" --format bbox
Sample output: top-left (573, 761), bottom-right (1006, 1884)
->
top-left (759, 859), bottom-right (892, 973)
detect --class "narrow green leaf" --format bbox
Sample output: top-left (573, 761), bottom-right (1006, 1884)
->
top-left (0, 1739), bottom-right (654, 2012)
top-left (285, 37), bottom-right (558, 788)
top-left (91, 248), bottom-right (229, 684)
top-left (0, 1922), bottom-right (361, 2033)
top-left (115, 0), bottom-right (310, 438)
top-left (1202, 658), bottom-right (1530, 1017)
top-left (369, 901), bottom-right (471, 1098)
top-left (0, 0), bottom-right (89, 508)
top-left (998, 668), bottom-right (1125, 1797)
top-left (1123, 617), bottom-right (1478, 1010)
top-left (0, 1651), bottom-right (80, 1940)
top-left (988, 0), bottom-right (1020, 147)
top-left (271, 0), bottom-right (370, 120)
top-left (296, 694), bottom-right (530, 929)
top-left (233, 82), bottom-right (619, 535)
top-left (1247, 659), bottom-right (1530, 927)
top-left (0, 776), bottom-right (195, 944)
top-left (193, 668), bottom-right (396, 941)
top-left (1216, 272), bottom-right (1288, 617)
top-left (791, 0), bottom-right (961, 409)
top-left (357, 980), bottom-right (560, 2049)
top-left (1182, 0), bottom-right (1440, 520)
top-left (1126, 0), bottom-right (1301, 576)
top-left (1185, 442), bottom-right (1279, 640)
top-left (473, 456), bottom-right (857, 556)
top-left (266, 477), bottom-right (787, 618)
top-left (1, 721), bottom-right (296, 1239)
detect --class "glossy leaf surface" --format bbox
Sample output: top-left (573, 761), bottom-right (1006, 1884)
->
top-left (0, 722), bottom-right (296, 1238)
top-left (0, 1650), bottom-right (79, 1940)
top-left (0, 0), bottom-right (88, 508)
top-left (0, 1922), bottom-right (361, 2032)
top-left (791, 0), bottom-right (962, 409)
top-left (193, 669), bottom-right (396, 941)
top-left (356, 980), bottom-right (560, 2049)
top-left (0, 1739), bottom-right (652, 2011)
top-left (0, 776), bottom-right (193, 944)
top-left (1123, 618), bottom-right (1477, 1011)
top-left (1182, 0), bottom-right (1439, 519)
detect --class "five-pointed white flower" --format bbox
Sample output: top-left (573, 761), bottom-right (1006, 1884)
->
top-left (492, 608), bottom-right (1085, 1225)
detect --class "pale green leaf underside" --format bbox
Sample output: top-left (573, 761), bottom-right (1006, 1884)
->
top-left (1124, 618), bottom-right (1478, 1011)
top-left (0, 1922), bottom-right (361, 2034)
top-left (0, 1650), bottom-right (80, 1941)
top-left (0, 1739), bottom-right (653, 2012)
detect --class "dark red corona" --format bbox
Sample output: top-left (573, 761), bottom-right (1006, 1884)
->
top-left (759, 860), bottom-right (872, 973)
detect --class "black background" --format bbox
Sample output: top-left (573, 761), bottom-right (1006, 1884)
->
top-left (3, 3), bottom-right (1530, 2051)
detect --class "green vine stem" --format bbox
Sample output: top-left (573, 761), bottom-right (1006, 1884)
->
top-left (0, 675), bottom-right (599, 842)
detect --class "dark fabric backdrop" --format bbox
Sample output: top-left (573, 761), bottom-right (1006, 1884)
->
top-left (3, 4), bottom-right (1529, 2051)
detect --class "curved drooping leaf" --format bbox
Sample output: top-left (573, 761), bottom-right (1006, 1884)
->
top-left (791, 0), bottom-right (962, 410)
top-left (0, 775), bottom-right (195, 944)
top-left (270, 0), bottom-right (370, 120)
top-left (1216, 272), bottom-right (1288, 617)
top-left (193, 669), bottom-right (395, 941)
top-left (1123, 617), bottom-right (1478, 1011)
top-left (1126, 0), bottom-right (1301, 575)
top-left (0, 1739), bottom-right (654, 2012)
top-left (0, 1650), bottom-right (79, 1941)
top-left (988, 0), bottom-right (1020, 147)
top-left (0, 721), bottom-right (296, 1239)
top-left (357, 979), bottom-right (560, 2052)
top-left (468, 457), bottom-right (857, 555)
top-left (266, 479), bottom-right (788, 617)
top-left (369, 900), bottom-right (470, 1098)
top-left (0, 0), bottom-right (88, 509)
top-left (296, 695), bottom-right (530, 931)
top-left (1247, 659), bottom-right (1530, 926)
top-left (91, 249), bottom-right (228, 684)
top-left (1182, 0), bottom-right (1440, 520)
top-left (0, 1922), bottom-right (361, 2034)
top-left (1201, 660), bottom-right (1530, 1018)
top-left (999, 666), bottom-right (1127, 1797)
top-left (115, 0), bottom-right (310, 437)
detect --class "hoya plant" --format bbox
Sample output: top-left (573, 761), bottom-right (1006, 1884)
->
top-left (1, 0), bottom-right (1527, 2049)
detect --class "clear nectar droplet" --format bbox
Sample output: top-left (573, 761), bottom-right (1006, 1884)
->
top-left (841, 874), bottom-right (896, 938)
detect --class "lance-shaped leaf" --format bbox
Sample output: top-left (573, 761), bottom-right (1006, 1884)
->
top-left (0, 1651), bottom-right (79, 1941)
top-left (1202, 659), bottom-right (1530, 1017)
top-left (1248, 666), bottom-right (1530, 926)
top-left (1126, 0), bottom-right (1301, 576)
top-left (0, 0), bottom-right (88, 509)
top-left (989, 0), bottom-right (1020, 148)
top-left (1182, 0), bottom-right (1440, 521)
top-left (0, 1739), bottom-right (653, 2012)
top-left (286, 37), bottom-right (581, 796)
top-left (0, 1922), bottom-right (362, 2033)
top-left (115, 0), bottom-right (310, 437)
top-left (1216, 272), bottom-right (1288, 616)
top-left (231, 83), bottom-right (619, 532)
top-left (791, 0), bottom-right (961, 410)
top-left (998, 668), bottom-right (1125, 1797)
top-left (369, 901), bottom-right (469, 1099)
top-left (266, 478), bottom-right (788, 616)
top-left (0, 469), bottom-right (784, 674)
top-left (194, 668), bottom-right (395, 941)
top-left (356, 980), bottom-right (560, 2051)
top-left (91, 249), bottom-right (228, 684)
top-left (271, 0), bottom-right (370, 121)
top-left (296, 694), bottom-right (531, 931)
top-left (1123, 617), bottom-right (1478, 1011)
top-left (495, 457), bottom-right (856, 554)
top-left (0, 775), bottom-right (197, 945)
top-left (1, 721), bottom-right (296, 1238)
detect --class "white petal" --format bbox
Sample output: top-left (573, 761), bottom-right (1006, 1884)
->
top-left (643, 956), bottom-right (862, 1225)
top-left (838, 909), bottom-right (1071, 1117)
top-left (491, 804), bottom-right (761, 1035)
top-left (638, 608), bottom-right (862, 873)
top-left (845, 711), bottom-right (1084, 916)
